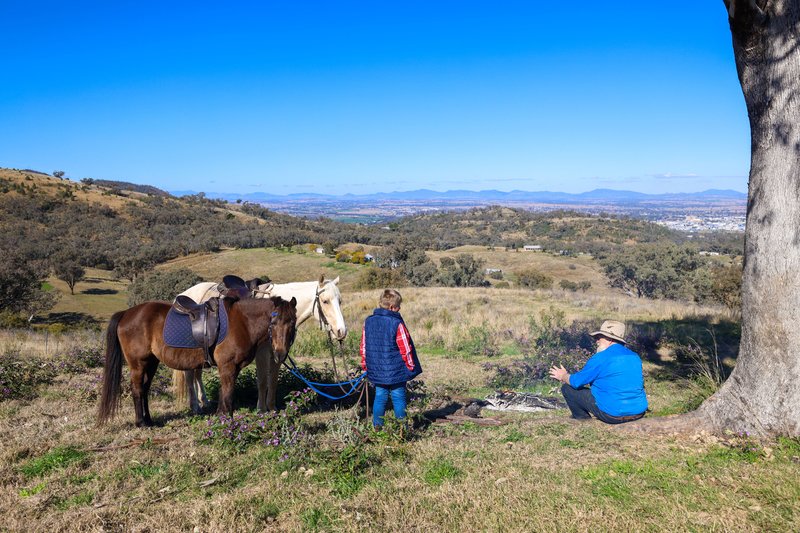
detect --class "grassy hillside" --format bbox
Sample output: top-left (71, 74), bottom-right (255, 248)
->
top-left (38, 244), bottom-right (635, 323)
top-left (46, 268), bottom-right (128, 323)
top-left (161, 247), bottom-right (366, 291)
top-left (428, 245), bottom-right (609, 294)
top-left (0, 283), bottom-right (779, 532)
top-left (39, 243), bottom-right (731, 327)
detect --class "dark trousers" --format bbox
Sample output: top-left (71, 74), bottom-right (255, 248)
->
top-left (561, 384), bottom-right (644, 425)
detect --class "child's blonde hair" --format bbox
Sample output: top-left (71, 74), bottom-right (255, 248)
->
top-left (379, 289), bottom-right (402, 309)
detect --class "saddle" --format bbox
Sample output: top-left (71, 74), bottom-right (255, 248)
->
top-left (171, 295), bottom-right (221, 367)
top-left (217, 274), bottom-right (271, 300)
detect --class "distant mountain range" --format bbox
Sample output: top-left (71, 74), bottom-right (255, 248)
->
top-left (170, 188), bottom-right (747, 204)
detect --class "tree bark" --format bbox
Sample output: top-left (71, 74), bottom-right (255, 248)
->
top-left (696, 0), bottom-right (800, 436)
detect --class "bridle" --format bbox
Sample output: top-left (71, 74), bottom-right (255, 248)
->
top-left (267, 308), bottom-right (297, 365)
top-left (312, 285), bottom-right (334, 335)
top-left (311, 283), bottom-right (352, 390)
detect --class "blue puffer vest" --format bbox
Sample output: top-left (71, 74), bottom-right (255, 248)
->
top-left (364, 308), bottom-right (422, 386)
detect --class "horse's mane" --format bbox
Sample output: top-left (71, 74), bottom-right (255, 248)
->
top-left (229, 296), bottom-right (296, 320)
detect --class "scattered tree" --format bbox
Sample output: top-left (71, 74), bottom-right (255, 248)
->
top-left (52, 252), bottom-right (85, 295)
top-left (0, 254), bottom-right (58, 322)
top-left (516, 268), bottom-right (553, 290)
top-left (436, 254), bottom-right (488, 287)
top-left (127, 268), bottom-right (203, 306)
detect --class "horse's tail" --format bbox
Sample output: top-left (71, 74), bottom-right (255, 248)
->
top-left (97, 310), bottom-right (126, 425)
top-left (172, 369), bottom-right (188, 403)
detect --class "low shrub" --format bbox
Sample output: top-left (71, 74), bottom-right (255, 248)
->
top-left (53, 345), bottom-right (104, 374)
top-left (560, 279), bottom-right (578, 291)
top-left (483, 348), bottom-right (590, 390)
top-left (484, 308), bottom-right (593, 389)
top-left (326, 444), bottom-right (381, 497)
top-left (200, 388), bottom-right (315, 452)
top-left (204, 364), bottom-right (333, 409)
top-left (0, 351), bottom-right (57, 401)
top-left (455, 322), bottom-right (500, 357)
top-left (0, 310), bottom-right (28, 328)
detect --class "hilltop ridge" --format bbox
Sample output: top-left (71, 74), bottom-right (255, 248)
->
top-left (170, 186), bottom-right (747, 204)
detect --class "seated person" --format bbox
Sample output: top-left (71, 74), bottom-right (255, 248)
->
top-left (549, 320), bottom-right (648, 424)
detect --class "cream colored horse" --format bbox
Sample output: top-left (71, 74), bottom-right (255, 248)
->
top-left (173, 275), bottom-right (347, 412)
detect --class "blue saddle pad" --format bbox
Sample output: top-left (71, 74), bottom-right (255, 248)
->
top-left (163, 301), bottom-right (229, 349)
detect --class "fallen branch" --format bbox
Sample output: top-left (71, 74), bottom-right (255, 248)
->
top-left (88, 437), bottom-right (178, 452)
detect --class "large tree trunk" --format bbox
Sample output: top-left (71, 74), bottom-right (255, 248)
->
top-left (696, 0), bottom-right (800, 436)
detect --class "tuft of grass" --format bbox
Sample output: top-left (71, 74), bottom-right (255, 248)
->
top-left (301, 506), bottom-right (335, 531)
top-left (230, 496), bottom-right (280, 523)
top-left (19, 446), bottom-right (87, 479)
top-left (54, 491), bottom-right (94, 510)
top-left (18, 482), bottom-right (46, 498)
top-left (326, 445), bottom-right (380, 497)
top-left (423, 458), bottom-right (462, 486)
top-left (503, 428), bottom-right (527, 443)
top-left (127, 462), bottom-right (169, 480)
top-left (534, 423), bottom-right (568, 436)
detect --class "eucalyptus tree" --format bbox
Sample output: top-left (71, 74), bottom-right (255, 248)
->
top-left (657, 1), bottom-right (800, 436)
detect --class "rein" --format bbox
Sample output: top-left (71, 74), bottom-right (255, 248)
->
top-left (252, 280), bottom-right (367, 408)
top-left (311, 286), bottom-right (355, 394)
top-left (282, 354), bottom-right (366, 401)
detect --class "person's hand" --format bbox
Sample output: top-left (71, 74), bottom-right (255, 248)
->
top-left (549, 365), bottom-right (568, 383)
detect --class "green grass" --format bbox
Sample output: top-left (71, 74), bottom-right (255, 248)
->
top-left (127, 462), bottom-right (169, 479)
top-left (18, 482), bottom-right (46, 497)
top-left (301, 506), bottom-right (336, 531)
top-left (19, 446), bottom-right (88, 479)
top-left (54, 490), bottom-right (94, 510)
top-left (6, 296), bottom-right (800, 531)
top-left (423, 458), bottom-right (462, 486)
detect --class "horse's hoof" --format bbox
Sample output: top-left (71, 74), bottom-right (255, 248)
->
top-left (136, 419), bottom-right (155, 428)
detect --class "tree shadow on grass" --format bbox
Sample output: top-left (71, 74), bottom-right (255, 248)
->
top-left (82, 288), bottom-right (118, 295)
top-left (39, 312), bottom-right (99, 326)
top-left (627, 315), bottom-right (741, 381)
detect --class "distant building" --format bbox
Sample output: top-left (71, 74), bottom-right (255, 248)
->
top-left (485, 268), bottom-right (502, 275)
top-left (315, 247), bottom-right (325, 254)
top-left (364, 254), bottom-right (374, 262)
top-left (699, 251), bottom-right (721, 256)
top-left (523, 245), bottom-right (543, 252)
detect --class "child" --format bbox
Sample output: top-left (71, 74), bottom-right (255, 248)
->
top-left (360, 289), bottom-right (422, 428)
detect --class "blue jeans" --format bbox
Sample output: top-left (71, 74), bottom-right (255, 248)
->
top-left (372, 383), bottom-right (407, 428)
top-left (561, 384), bottom-right (645, 424)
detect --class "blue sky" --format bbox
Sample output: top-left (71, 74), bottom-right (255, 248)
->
top-left (0, 1), bottom-right (748, 195)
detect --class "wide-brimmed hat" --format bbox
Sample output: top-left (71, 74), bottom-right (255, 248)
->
top-left (590, 320), bottom-right (626, 344)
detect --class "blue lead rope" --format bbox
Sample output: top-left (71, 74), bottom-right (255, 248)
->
top-left (283, 357), bottom-right (367, 401)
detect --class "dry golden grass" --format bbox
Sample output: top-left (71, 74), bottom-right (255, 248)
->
top-left (0, 278), bottom-right (794, 532)
top-left (340, 286), bottom-right (727, 359)
top-left (0, 167), bottom-right (261, 225)
top-left (1, 360), bottom-right (797, 532)
top-left (47, 268), bottom-right (129, 322)
top-left (429, 244), bottom-right (609, 293)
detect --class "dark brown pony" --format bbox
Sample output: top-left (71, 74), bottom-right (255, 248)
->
top-left (98, 296), bottom-right (297, 427)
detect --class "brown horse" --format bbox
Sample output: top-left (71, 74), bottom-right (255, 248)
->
top-left (98, 296), bottom-right (297, 427)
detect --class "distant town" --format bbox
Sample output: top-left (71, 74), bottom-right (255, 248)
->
top-left (249, 193), bottom-right (747, 233)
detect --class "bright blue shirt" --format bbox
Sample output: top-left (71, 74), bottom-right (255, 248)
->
top-left (568, 343), bottom-right (648, 417)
